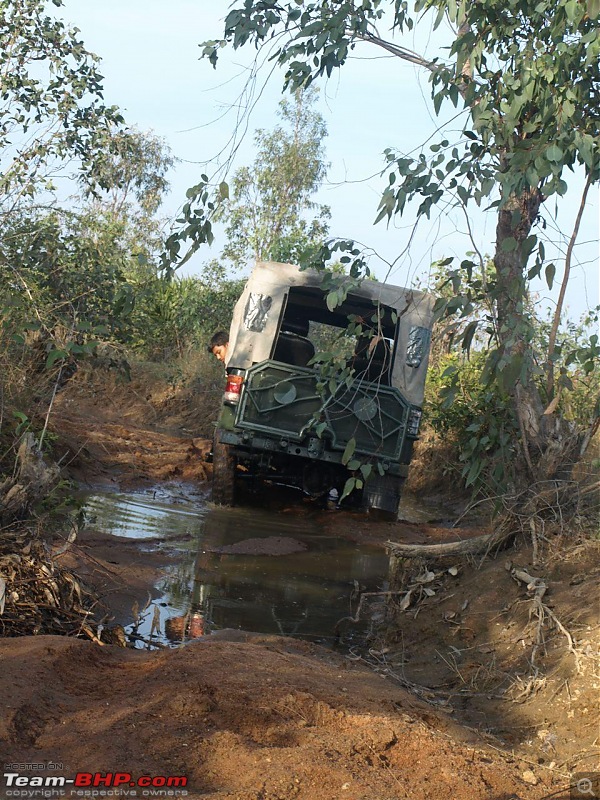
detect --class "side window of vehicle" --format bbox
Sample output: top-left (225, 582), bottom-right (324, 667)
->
top-left (352, 335), bottom-right (393, 384)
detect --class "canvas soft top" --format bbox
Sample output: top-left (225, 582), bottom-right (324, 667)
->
top-left (227, 261), bottom-right (436, 407)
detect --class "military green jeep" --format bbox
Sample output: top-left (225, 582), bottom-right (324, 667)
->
top-left (212, 261), bottom-right (435, 517)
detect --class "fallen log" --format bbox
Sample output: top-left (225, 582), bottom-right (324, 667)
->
top-left (385, 526), bottom-right (512, 559)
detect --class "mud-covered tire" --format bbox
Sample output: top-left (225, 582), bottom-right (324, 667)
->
top-left (212, 435), bottom-right (236, 505)
top-left (361, 474), bottom-right (404, 519)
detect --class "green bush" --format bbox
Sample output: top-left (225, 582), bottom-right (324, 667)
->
top-left (129, 274), bottom-right (244, 361)
top-left (425, 352), bottom-right (520, 492)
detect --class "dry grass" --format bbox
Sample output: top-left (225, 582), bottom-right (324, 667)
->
top-left (0, 520), bottom-right (101, 639)
top-left (406, 428), bottom-right (463, 497)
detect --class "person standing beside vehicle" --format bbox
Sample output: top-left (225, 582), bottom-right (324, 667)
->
top-left (207, 331), bottom-right (229, 364)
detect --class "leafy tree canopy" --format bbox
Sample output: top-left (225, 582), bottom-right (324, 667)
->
top-left (82, 127), bottom-right (176, 219)
top-left (203, 0), bottom-right (599, 206)
top-left (0, 0), bottom-right (123, 211)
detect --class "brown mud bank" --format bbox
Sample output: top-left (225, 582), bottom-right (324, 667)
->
top-left (50, 363), bottom-right (216, 489)
top-left (0, 634), bottom-right (561, 800)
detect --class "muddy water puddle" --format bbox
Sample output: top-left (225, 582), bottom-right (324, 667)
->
top-left (83, 488), bottom-right (389, 648)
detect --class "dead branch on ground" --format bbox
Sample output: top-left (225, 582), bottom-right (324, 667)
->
top-left (386, 479), bottom-right (587, 564)
top-left (0, 433), bottom-right (60, 525)
top-left (0, 531), bottom-right (102, 638)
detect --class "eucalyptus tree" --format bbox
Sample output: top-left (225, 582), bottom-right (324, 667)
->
top-left (220, 86), bottom-right (330, 269)
top-left (200, 0), bottom-right (600, 487)
top-left (164, 89), bottom-right (331, 358)
top-left (81, 128), bottom-right (176, 276)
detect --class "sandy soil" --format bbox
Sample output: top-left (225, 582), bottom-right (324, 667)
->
top-left (0, 367), bottom-right (596, 800)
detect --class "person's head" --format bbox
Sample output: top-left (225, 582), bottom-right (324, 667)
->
top-left (207, 330), bottom-right (229, 363)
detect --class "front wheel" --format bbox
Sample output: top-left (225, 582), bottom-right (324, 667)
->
top-left (212, 433), bottom-right (236, 505)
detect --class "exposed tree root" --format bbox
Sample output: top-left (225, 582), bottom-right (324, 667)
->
top-left (387, 479), bottom-right (588, 564)
top-left (510, 566), bottom-right (583, 675)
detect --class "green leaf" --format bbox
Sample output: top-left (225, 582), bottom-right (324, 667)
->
top-left (546, 144), bottom-right (564, 163)
top-left (46, 349), bottom-right (68, 369)
top-left (456, 185), bottom-right (470, 204)
top-left (545, 263), bottom-right (556, 290)
top-left (340, 477), bottom-right (357, 501)
top-left (521, 235), bottom-right (537, 261)
top-left (461, 321), bottom-right (478, 356)
top-left (13, 410), bottom-right (30, 436)
top-left (326, 291), bottom-right (338, 312)
top-left (341, 437), bottom-right (356, 465)
top-left (433, 297), bottom-right (448, 314)
top-left (498, 354), bottom-right (524, 392)
top-left (464, 458), bottom-right (484, 487)
top-left (441, 364), bottom-right (459, 378)
top-left (588, 0), bottom-right (600, 19)
top-left (500, 237), bottom-right (518, 252)
top-left (360, 463), bottom-right (372, 481)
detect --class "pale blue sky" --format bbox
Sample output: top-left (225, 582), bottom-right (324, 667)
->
top-left (61, 1), bottom-right (598, 322)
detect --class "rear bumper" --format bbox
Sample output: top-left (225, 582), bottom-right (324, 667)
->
top-left (217, 428), bottom-right (410, 478)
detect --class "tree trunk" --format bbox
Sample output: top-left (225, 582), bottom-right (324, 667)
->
top-left (494, 188), bottom-right (541, 337)
top-left (493, 189), bottom-right (584, 481)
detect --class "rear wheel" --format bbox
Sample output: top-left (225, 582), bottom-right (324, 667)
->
top-left (212, 434), bottom-right (236, 505)
top-left (362, 474), bottom-right (404, 519)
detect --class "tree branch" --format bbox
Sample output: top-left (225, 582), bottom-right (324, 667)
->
top-left (545, 172), bottom-right (594, 402)
top-left (355, 32), bottom-right (439, 73)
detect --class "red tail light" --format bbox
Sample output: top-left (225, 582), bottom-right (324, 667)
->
top-left (224, 373), bottom-right (244, 404)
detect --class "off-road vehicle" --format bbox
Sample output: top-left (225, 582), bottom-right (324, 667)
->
top-left (212, 261), bottom-right (435, 516)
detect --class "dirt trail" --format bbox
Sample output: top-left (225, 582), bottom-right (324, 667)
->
top-left (1, 634), bottom-right (557, 800)
top-left (0, 368), bottom-right (596, 800)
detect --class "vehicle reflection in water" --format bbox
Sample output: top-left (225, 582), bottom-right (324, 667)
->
top-left (164, 610), bottom-right (206, 643)
top-left (159, 507), bottom-right (389, 646)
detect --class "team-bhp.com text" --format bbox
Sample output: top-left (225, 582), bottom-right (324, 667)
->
top-left (3, 773), bottom-right (189, 798)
